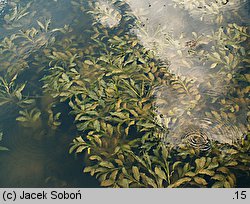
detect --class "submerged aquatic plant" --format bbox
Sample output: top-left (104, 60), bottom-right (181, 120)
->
top-left (0, 0), bottom-right (7, 15)
top-left (0, 0), bottom-right (248, 188)
top-left (3, 1), bottom-right (36, 30)
top-left (70, 126), bottom-right (249, 188)
top-left (41, 1), bottom-right (250, 188)
top-left (87, 0), bottom-right (122, 28)
top-left (171, 0), bottom-right (248, 24)
top-left (0, 131), bottom-right (8, 151)
top-left (0, 74), bottom-right (34, 108)
top-left (0, 19), bottom-right (70, 76)
top-left (16, 108), bottom-right (41, 128)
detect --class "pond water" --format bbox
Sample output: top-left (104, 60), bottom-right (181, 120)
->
top-left (0, 0), bottom-right (249, 188)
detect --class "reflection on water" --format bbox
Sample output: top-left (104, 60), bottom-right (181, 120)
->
top-left (0, 0), bottom-right (249, 188)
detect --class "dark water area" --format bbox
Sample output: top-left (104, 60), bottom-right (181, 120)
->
top-left (0, 0), bottom-right (100, 188)
top-left (0, 112), bottom-right (99, 187)
top-left (0, 0), bottom-right (249, 188)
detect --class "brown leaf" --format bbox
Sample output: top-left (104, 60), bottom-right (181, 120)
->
top-left (194, 177), bottom-right (208, 186)
top-left (168, 177), bottom-right (191, 188)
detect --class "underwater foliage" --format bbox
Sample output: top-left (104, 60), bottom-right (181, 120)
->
top-left (0, 0), bottom-right (249, 188)
top-left (16, 108), bottom-right (41, 128)
top-left (0, 19), bottom-right (69, 76)
top-left (0, 74), bottom-right (34, 108)
top-left (2, 1), bottom-right (36, 30)
top-left (171, 0), bottom-right (248, 24)
top-left (41, 19), bottom-right (249, 187)
top-left (0, 0), bottom-right (7, 15)
top-left (0, 132), bottom-right (8, 151)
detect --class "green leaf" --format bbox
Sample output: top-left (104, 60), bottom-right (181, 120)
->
top-left (110, 112), bottom-right (127, 119)
top-left (100, 179), bottom-right (115, 187)
top-left (212, 174), bottom-right (225, 181)
top-left (195, 157), bottom-right (206, 170)
top-left (76, 146), bottom-right (88, 153)
top-left (78, 116), bottom-right (92, 121)
top-left (37, 20), bottom-right (45, 30)
top-left (225, 161), bottom-right (238, 167)
top-left (155, 166), bottom-right (167, 180)
top-left (0, 101), bottom-right (9, 106)
top-left (85, 111), bottom-right (99, 116)
top-left (118, 179), bottom-right (129, 188)
top-left (216, 167), bottom-right (229, 174)
top-left (210, 63), bottom-right (218, 68)
top-left (99, 161), bottom-right (115, 169)
top-left (84, 166), bottom-right (94, 173)
top-left (193, 177), bottom-right (208, 186)
top-left (172, 161), bottom-right (182, 170)
top-left (0, 132), bottom-right (3, 141)
top-left (129, 109), bottom-right (139, 117)
top-left (16, 117), bottom-right (28, 122)
top-left (84, 60), bottom-right (94, 65)
top-left (168, 177), bottom-right (191, 188)
top-left (144, 176), bottom-right (157, 188)
top-left (110, 170), bottom-right (118, 180)
top-left (115, 159), bottom-right (123, 166)
top-left (132, 166), bottom-right (140, 181)
top-left (207, 159), bottom-right (219, 169)
top-left (212, 181), bottom-right (224, 188)
top-left (93, 120), bottom-right (101, 132)
top-left (227, 174), bottom-right (236, 187)
top-left (185, 172), bottom-right (196, 177)
top-left (0, 146), bottom-right (9, 151)
top-left (137, 123), bottom-right (155, 128)
top-left (212, 52), bottom-right (221, 59)
top-left (89, 155), bottom-right (102, 161)
top-left (198, 169), bottom-right (215, 176)
top-left (224, 181), bottom-right (231, 188)
top-left (161, 146), bottom-right (168, 161)
top-left (106, 124), bottom-right (113, 136)
top-left (33, 111), bottom-right (41, 121)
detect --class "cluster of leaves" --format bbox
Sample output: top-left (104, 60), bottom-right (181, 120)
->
top-left (0, 0), bottom-right (247, 188)
top-left (0, 14), bottom-right (72, 130)
top-left (171, 0), bottom-right (245, 24)
top-left (196, 23), bottom-right (250, 132)
top-left (0, 74), bottom-right (34, 108)
top-left (0, 19), bottom-right (69, 76)
top-left (70, 133), bottom-right (249, 188)
top-left (0, 0), bottom-right (7, 14)
top-left (43, 28), bottom-right (169, 136)
top-left (16, 108), bottom-right (41, 128)
top-left (41, 21), bottom-right (249, 187)
top-left (2, 0), bottom-right (36, 30)
top-left (168, 140), bottom-right (250, 188)
top-left (206, 24), bottom-right (248, 72)
top-left (86, 0), bottom-right (123, 28)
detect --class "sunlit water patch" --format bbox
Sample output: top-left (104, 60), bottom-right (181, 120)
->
top-left (87, 0), bottom-right (122, 28)
top-left (125, 0), bottom-right (249, 150)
